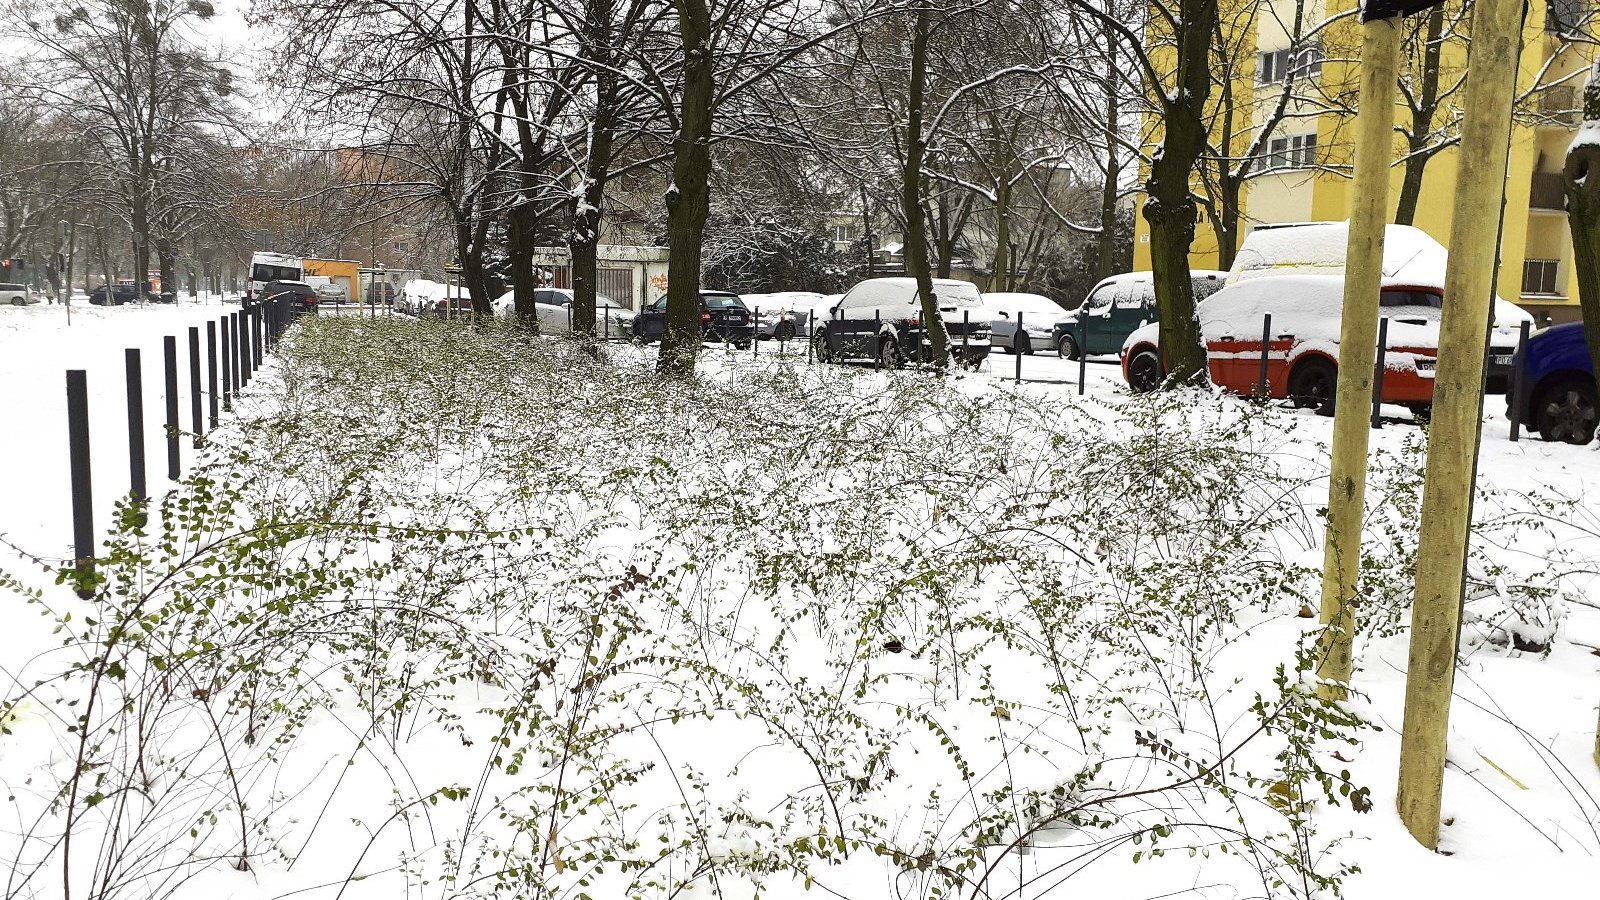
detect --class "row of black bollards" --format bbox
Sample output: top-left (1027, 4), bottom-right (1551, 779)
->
top-left (64, 297), bottom-right (293, 595)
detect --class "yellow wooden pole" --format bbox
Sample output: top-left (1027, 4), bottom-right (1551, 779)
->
top-left (1396, 0), bottom-right (1526, 849)
top-left (1316, 17), bottom-right (1401, 702)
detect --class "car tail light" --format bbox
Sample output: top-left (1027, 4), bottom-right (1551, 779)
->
top-left (900, 317), bottom-right (920, 328)
top-left (701, 312), bottom-right (711, 323)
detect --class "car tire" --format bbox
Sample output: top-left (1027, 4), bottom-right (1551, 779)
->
top-left (775, 321), bottom-right (796, 341)
top-left (813, 329), bottom-right (834, 363)
top-left (1126, 348), bottom-right (1162, 392)
top-left (1057, 333), bottom-right (1080, 361)
top-left (734, 340), bottom-right (751, 350)
top-left (878, 335), bottom-right (905, 369)
top-left (1534, 376), bottom-right (1598, 445)
top-left (1018, 333), bottom-right (1033, 355)
top-left (9, 298), bottom-right (22, 306)
top-left (1406, 403), bottom-right (1432, 423)
top-left (1289, 358), bottom-right (1337, 416)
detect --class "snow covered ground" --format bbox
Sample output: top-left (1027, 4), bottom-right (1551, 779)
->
top-left (0, 309), bottom-right (1596, 899)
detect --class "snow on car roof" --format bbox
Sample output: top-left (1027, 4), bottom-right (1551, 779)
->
top-left (983, 292), bottom-right (1065, 314)
top-left (1230, 222), bottom-right (1449, 289)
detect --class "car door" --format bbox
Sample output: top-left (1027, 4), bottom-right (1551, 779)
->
top-left (636, 298), bottom-right (668, 339)
top-left (828, 285), bottom-right (863, 357)
top-left (1108, 283), bottom-right (1153, 350)
top-left (1082, 283), bottom-right (1121, 354)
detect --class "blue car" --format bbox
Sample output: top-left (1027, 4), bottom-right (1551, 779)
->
top-left (1508, 321), bottom-right (1596, 444)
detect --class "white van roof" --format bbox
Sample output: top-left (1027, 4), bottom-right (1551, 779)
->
top-left (1230, 222), bottom-right (1448, 289)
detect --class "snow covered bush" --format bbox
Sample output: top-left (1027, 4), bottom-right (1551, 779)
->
top-left (1356, 434), bottom-right (1586, 654)
top-left (1, 317), bottom-right (1395, 899)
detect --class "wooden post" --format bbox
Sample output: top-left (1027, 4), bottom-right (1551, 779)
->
top-left (1397, 0), bottom-right (1525, 849)
top-left (1317, 17), bottom-right (1401, 702)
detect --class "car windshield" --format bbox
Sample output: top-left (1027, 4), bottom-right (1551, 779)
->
top-left (932, 283), bottom-right (983, 307)
top-left (253, 263), bottom-right (301, 283)
top-left (597, 296), bottom-right (627, 309)
top-left (1193, 279), bottom-right (1226, 301)
top-left (702, 294), bottom-right (745, 309)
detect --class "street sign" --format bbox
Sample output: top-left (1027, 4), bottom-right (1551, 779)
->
top-left (1362, 0), bottom-right (1446, 22)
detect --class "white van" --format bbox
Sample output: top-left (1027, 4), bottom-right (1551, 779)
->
top-left (813, 277), bottom-right (989, 367)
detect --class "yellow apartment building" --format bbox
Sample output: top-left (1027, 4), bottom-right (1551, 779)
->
top-left (1132, 0), bottom-right (1595, 323)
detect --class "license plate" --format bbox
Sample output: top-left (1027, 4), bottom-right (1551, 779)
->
top-left (1491, 354), bottom-right (1513, 366)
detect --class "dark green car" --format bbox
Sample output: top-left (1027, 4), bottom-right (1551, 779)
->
top-left (1052, 271), bottom-right (1227, 360)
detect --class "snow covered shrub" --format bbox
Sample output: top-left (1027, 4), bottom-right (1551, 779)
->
top-left (1356, 434), bottom-right (1584, 654)
top-left (1, 318), bottom-right (1379, 900)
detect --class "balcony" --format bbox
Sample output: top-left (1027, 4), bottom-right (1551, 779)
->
top-left (1537, 86), bottom-right (1578, 126)
top-left (1529, 172), bottom-right (1567, 211)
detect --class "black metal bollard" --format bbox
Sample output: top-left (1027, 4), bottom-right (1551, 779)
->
top-left (221, 315), bottom-right (233, 410)
top-left (1371, 317), bottom-right (1389, 430)
top-left (1509, 320), bottom-right (1531, 441)
top-left (66, 370), bottom-right (94, 597)
top-left (1014, 311), bottom-right (1024, 383)
top-left (962, 310), bottom-right (970, 369)
top-left (206, 321), bottom-right (219, 428)
top-left (238, 311), bottom-right (250, 386)
top-left (231, 312), bottom-right (243, 391)
top-left (1257, 313), bottom-right (1273, 400)
top-left (125, 349), bottom-right (147, 505)
top-left (874, 309), bottom-right (882, 370)
top-left (188, 327), bottom-right (203, 448)
top-left (164, 336), bottom-right (180, 479)
top-left (754, 307), bottom-right (760, 359)
top-left (832, 307), bottom-right (842, 361)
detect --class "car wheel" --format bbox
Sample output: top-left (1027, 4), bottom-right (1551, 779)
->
top-left (1534, 376), bottom-right (1598, 445)
top-left (1057, 333), bottom-right (1081, 361)
top-left (878, 335), bottom-right (905, 369)
top-left (1406, 403), bottom-right (1432, 423)
top-left (775, 321), bottom-right (796, 341)
top-left (1126, 348), bottom-right (1162, 392)
top-left (813, 329), bottom-right (834, 363)
top-left (9, 298), bottom-right (22, 306)
top-left (1289, 359), bottom-right (1337, 416)
top-left (1018, 333), bottom-right (1033, 355)
top-left (734, 340), bottom-right (751, 350)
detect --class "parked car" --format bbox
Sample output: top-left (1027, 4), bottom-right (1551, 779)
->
top-left (89, 284), bottom-right (140, 305)
top-left (632, 291), bottom-right (757, 348)
top-left (812, 277), bottom-right (990, 368)
top-left (1118, 275), bottom-right (1520, 416)
top-left (0, 282), bottom-right (38, 305)
top-left (262, 280), bottom-right (319, 316)
top-left (741, 292), bottom-right (832, 340)
top-left (1052, 271), bottom-right (1227, 360)
top-left (1507, 322), bottom-right (1596, 444)
top-left (492, 287), bottom-right (636, 335)
top-left (425, 294), bottom-right (473, 318)
top-left (1227, 221), bottom-right (1533, 392)
top-left (984, 292), bottom-right (1067, 354)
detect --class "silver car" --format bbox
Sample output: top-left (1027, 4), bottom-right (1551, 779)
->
top-left (1, 282), bottom-right (39, 306)
top-left (984, 292), bottom-right (1067, 354)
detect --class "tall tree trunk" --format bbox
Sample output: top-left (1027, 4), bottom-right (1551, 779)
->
top-left (658, 0), bottom-right (715, 377)
top-left (1215, 176), bottom-right (1242, 270)
top-left (992, 175), bottom-right (1011, 291)
top-left (571, 6), bottom-right (619, 342)
top-left (1563, 63), bottom-right (1600, 384)
top-left (508, 204), bottom-right (540, 325)
top-left (131, 192), bottom-right (150, 303)
top-left (1143, 0), bottom-right (1217, 384)
top-left (157, 236), bottom-right (175, 301)
top-left (1395, 4), bottom-right (1445, 226)
top-left (901, 5), bottom-right (950, 369)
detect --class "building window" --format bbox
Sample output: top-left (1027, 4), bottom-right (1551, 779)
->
top-left (1265, 133), bottom-right (1318, 170)
top-left (1257, 44), bottom-right (1322, 84)
top-left (1522, 258), bottom-right (1560, 295)
top-left (832, 224), bottom-right (857, 246)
